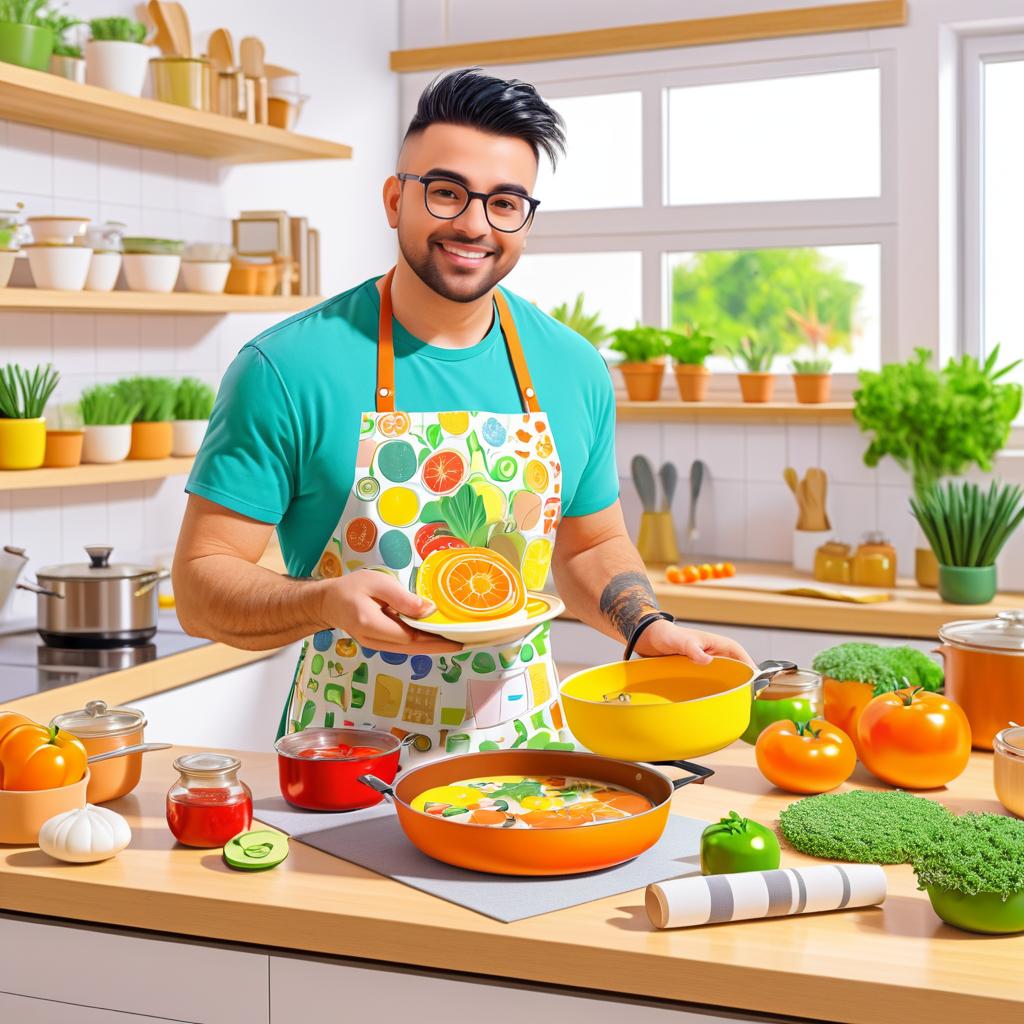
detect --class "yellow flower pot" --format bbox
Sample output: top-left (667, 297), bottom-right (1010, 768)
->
top-left (0, 417), bottom-right (46, 470)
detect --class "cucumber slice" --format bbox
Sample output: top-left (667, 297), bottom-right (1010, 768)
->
top-left (356, 476), bottom-right (380, 501)
top-left (223, 829), bottom-right (289, 871)
top-left (491, 455), bottom-right (518, 482)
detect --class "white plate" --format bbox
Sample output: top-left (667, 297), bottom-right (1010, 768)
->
top-left (400, 592), bottom-right (565, 646)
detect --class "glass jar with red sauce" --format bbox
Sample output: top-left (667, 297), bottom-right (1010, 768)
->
top-left (166, 752), bottom-right (252, 848)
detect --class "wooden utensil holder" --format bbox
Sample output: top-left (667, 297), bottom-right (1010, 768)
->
top-left (637, 511), bottom-right (680, 565)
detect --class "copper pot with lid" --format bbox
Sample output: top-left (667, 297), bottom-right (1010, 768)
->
top-left (936, 610), bottom-right (1024, 749)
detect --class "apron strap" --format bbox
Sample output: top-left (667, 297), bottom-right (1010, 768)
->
top-left (376, 267), bottom-right (541, 414)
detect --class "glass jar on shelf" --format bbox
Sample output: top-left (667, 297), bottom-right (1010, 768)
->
top-left (851, 531), bottom-right (897, 587)
top-left (814, 541), bottom-right (853, 583)
top-left (166, 752), bottom-right (253, 848)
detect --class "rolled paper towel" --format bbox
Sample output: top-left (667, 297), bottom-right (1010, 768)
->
top-left (646, 864), bottom-right (886, 929)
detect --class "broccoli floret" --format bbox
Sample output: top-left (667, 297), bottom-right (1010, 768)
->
top-left (812, 642), bottom-right (943, 696)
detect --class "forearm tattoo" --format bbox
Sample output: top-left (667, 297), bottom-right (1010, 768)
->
top-left (600, 571), bottom-right (659, 641)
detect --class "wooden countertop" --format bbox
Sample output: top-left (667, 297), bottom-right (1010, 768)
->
top-left (1, 739), bottom-right (1019, 1024)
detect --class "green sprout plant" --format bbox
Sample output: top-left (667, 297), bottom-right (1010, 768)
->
top-left (0, 0), bottom-right (50, 25)
top-left (910, 480), bottom-right (1024, 568)
top-left (0, 363), bottom-right (60, 419)
top-left (78, 384), bottom-right (141, 426)
top-left (608, 325), bottom-right (668, 364)
top-left (175, 378), bottom-right (216, 421)
top-left (548, 293), bottom-right (607, 348)
top-left (725, 333), bottom-right (777, 373)
top-left (665, 324), bottom-right (716, 366)
top-left (44, 7), bottom-right (81, 56)
top-left (113, 376), bottom-right (177, 422)
top-left (88, 15), bottom-right (146, 43)
top-left (792, 357), bottom-right (833, 375)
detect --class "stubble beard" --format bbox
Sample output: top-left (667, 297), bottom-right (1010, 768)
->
top-left (398, 231), bottom-right (512, 304)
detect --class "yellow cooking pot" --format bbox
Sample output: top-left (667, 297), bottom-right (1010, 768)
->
top-left (561, 656), bottom-right (781, 762)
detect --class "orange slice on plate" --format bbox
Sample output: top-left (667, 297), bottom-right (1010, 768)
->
top-left (432, 547), bottom-right (526, 622)
top-left (377, 411), bottom-right (410, 437)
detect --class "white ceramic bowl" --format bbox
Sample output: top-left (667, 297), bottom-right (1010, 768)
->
top-left (181, 261), bottom-right (230, 294)
top-left (123, 253), bottom-right (181, 293)
top-left (84, 250), bottom-right (122, 292)
top-left (0, 250), bottom-right (15, 288)
top-left (25, 244), bottom-right (93, 291)
top-left (171, 419), bottom-right (209, 457)
top-left (85, 39), bottom-right (151, 96)
top-left (27, 215), bottom-right (90, 245)
top-left (82, 424), bottom-right (132, 464)
top-left (399, 592), bottom-right (565, 646)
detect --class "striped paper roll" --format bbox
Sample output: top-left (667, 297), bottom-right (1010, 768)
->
top-left (646, 864), bottom-right (887, 929)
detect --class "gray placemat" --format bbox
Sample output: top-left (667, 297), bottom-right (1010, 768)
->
top-left (253, 795), bottom-right (706, 922)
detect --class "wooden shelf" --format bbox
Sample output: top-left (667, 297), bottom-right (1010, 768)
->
top-left (617, 400), bottom-right (855, 423)
top-left (0, 288), bottom-right (324, 315)
top-left (0, 457), bottom-right (193, 492)
top-left (0, 62), bottom-right (351, 164)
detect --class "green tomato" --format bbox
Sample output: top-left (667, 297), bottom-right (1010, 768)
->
top-left (740, 695), bottom-right (817, 745)
top-left (700, 810), bottom-right (781, 875)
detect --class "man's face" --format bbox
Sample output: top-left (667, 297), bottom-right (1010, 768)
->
top-left (386, 123), bottom-right (538, 303)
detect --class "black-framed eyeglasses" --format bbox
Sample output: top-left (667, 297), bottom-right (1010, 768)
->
top-left (397, 173), bottom-right (540, 233)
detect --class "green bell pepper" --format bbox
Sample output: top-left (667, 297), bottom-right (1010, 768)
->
top-left (700, 810), bottom-right (781, 875)
top-left (740, 693), bottom-right (818, 744)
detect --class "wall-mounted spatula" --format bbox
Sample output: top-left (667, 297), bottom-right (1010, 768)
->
top-left (658, 462), bottom-right (678, 513)
top-left (631, 455), bottom-right (657, 514)
top-left (686, 459), bottom-right (708, 549)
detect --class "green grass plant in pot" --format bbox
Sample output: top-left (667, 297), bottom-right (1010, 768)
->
top-left (548, 293), bottom-right (607, 348)
top-left (666, 324), bottom-right (716, 402)
top-left (791, 356), bottom-right (833, 404)
top-left (609, 325), bottom-right (668, 401)
top-left (910, 480), bottom-right (1024, 604)
top-left (79, 383), bottom-right (140, 464)
top-left (172, 377), bottom-right (215, 457)
top-left (44, 7), bottom-right (83, 81)
top-left (0, 0), bottom-right (55, 72)
top-left (85, 16), bottom-right (149, 96)
top-left (0, 362), bottom-right (59, 470)
top-left (854, 345), bottom-right (1022, 587)
top-left (725, 333), bottom-right (778, 403)
top-left (114, 376), bottom-right (177, 461)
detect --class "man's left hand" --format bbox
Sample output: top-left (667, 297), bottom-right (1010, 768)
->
top-left (632, 618), bottom-right (756, 668)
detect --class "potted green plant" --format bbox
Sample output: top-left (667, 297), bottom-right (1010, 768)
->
top-left (0, 362), bottom-right (59, 470)
top-left (85, 16), bottom-right (149, 96)
top-left (548, 293), bottom-right (607, 348)
top-left (608, 325), bottom-right (667, 401)
top-left (44, 7), bottom-right (82, 81)
top-left (791, 357), bottom-right (833, 404)
top-left (79, 384), bottom-right (140, 464)
top-left (910, 480), bottom-right (1024, 604)
top-left (0, 0), bottom-right (54, 71)
top-left (666, 324), bottom-right (716, 402)
top-left (172, 377), bottom-right (215, 457)
top-left (855, 346), bottom-right (1022, 586)
top-left (726, 334), bottom-right (778, 403)
top-left (114, 376), bottom-right (177, 460)
top-left (42, 400), bottom-right (84, 468)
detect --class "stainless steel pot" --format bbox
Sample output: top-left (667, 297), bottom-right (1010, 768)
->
top-left (20, 545), bottom-right (169, 647)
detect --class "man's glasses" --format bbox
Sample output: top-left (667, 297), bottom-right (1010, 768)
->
top-left (397, 173), bottom-right (540, 233)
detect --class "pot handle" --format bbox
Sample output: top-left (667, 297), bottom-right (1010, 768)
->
top-left (17, 580), bottom-right (64, 599)
top-left (652, 759), bottom-right (715, 790)
top-left (87, 742), bottom-right (172, 763)
top-left (134, 568), bottom-right (171, 598)
top-left (750, 659), bottom-right (797, 695)
top-left (933, 644), bottom-right (948, 660)
top-left (623, 610), bottom-right (676, 660)
top-left (357, 774), bottom-right (395, 801)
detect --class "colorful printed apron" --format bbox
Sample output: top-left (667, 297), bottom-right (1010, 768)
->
top-left (283, 268), bottom-right (577, 765)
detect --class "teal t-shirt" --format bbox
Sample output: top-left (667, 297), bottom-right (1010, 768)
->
top-left (186, 276), bottom-right (619, 576)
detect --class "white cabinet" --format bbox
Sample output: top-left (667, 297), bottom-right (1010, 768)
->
top-left (0, 992), bottom-right (191, 1023)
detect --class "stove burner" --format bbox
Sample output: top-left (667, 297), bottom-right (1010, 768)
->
top-left (37, 643), bottom-right (157, 671)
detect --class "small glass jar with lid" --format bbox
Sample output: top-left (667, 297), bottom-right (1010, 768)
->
top-left (994, 725), bottom-right (1024, 818)
top-left (742, 667), bottom-right (824, 744)
top-left (166, 753), bottom-right (252, 848)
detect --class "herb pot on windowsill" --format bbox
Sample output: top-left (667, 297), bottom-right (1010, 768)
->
top-left (0, 417), bottom-right (46, 470)
top-left (82, 424), bottom-right (131, 464)
top-left (937, 564), bottom-right (997, 605)
top-left (128, 421), bottom-right (173, 461)
top-left (43, 429), bottom-right (84, 468)
top-left (792, 373), bottom-right (832, 404)
top-left (674, 364), bottom-right (710, 402)
top-left (0, 22), bottom-right (53, 71)
top-left (619, 359), bottom-right (666, 402)
top-left (171, 419), bottom-right (208, 457)
top-left (738, 372), bottom-right (776, 403)
top-left (84, 39), bottom-right (151, 96)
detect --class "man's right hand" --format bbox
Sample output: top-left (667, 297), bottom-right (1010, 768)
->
top-left (318, 569), bottom-right (465, 654)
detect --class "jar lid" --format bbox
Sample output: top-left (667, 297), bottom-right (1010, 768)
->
top-left (995, 725), bottom-right (1024, 757)
top-left (173, 752), bottom-right (242, 778)
top-left (51, 699), bottom-right (146, 737)
top-left (939, 610), bottom-right (1024, 653)
top-left (37, 545), bottom-right (157, 580)
top-left (763, 668), bottom-right (821, 692)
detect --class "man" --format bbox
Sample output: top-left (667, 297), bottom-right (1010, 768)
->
top-left (173, 68), bottom-right (753, 757)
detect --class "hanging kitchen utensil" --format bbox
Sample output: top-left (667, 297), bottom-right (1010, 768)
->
top-left (685, 459), bottom-right (707, 550)
top-left (631, 455), bottom-right (657, 512)
top-left (802, 468), bottom-right (831, 531)
top-left (358, 748), bottom-right (713, 876)
top-left (658, 462), bottom-right (678, 513)
top-left (783, 466), bottom-right (804, 529)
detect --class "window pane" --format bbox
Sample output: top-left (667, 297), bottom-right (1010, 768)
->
top-left (502, 251), bottom-right (643, 337)
top-left (666, 69), bottom-right (880, 205)
top-left (666, 244), bottom-right (880, 373)
top-left (535, 92), bottom-right (643, 211)
top-left (982, 59), bottom-right (1024, 399)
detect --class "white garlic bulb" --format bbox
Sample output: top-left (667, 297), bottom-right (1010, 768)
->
top-left (38, 804), bottom-right (132, 863)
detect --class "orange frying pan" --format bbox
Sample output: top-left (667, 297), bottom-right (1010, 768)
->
top-left (358, 749), bottom-right (712, 876)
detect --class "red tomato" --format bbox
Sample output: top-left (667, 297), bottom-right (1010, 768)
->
top-left (682, 565), bottom-right (700, 583)
top-left (665, 566), bottom-right (684, 584)
top-left (856, 687), bottom-right (971, 789)
top-left (698, 563), bottom-right (713, 580)
top-left (712, 562), bottom-right (727, 578)
top-left (755, 718), bottom-right (856, 794)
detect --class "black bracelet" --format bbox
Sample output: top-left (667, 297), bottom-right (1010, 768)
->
top-left (623, 610), bottom-right (676, 661)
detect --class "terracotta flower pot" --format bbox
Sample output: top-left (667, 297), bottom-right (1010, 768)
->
top-left (792, 373), bottom-right (832, 404)
top-left (43, 429), bottom-right (85, 468)
top-left (619, 360), bottom-right (666, 402)
top-left (738, 372), bottom-right (776, 403)
top-left (0, 417), bottom-right (46, 470)
top-left (128, 421), bottom-right (174, 460)
top-left (674, 364), bottom-right (710, 402)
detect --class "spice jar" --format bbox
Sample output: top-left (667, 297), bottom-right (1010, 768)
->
top-left (814, 541), bottom-right (852, 584)
top-left (852, 532), bottom-right (898, 587)
top-left (994, 725), bottom-right (1024, 818)
top-left (741, 667), bottom-right (824, 744)
top-left (166, 753), bottom-right (252, 848)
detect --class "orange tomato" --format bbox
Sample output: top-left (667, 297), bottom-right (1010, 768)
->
top-left (682, 565), bottom-right (700, 583)
top-left (665, 566), bottom-right (684, 584)
top-left (721, 562), bottom-right (736, 577)
top-left (856, 687), bottom-right (971, 789)
top-left (712, 562), bottom-right (727, 578)
top-left (755, 718), bottom-right (856, 794)
top-left (0, 723), bottom-right (88, 791)
top-left (698, 563), bottom-right (713, 580)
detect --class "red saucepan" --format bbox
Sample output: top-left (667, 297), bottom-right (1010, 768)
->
top-left (276, 727), bottom-right (405, 811)
top-left (358, 748), bottom-right (713, 876)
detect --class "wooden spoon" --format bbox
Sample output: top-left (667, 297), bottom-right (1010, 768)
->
top-left (208, 26), bottom-right (235, 71)
top-left (146, 0), bottom-right (176, 55)
top-left (164, 0), bottom-right (192, 58)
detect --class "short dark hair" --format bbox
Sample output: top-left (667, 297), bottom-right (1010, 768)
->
top-left (404, 67), bottom-right (566, 168)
